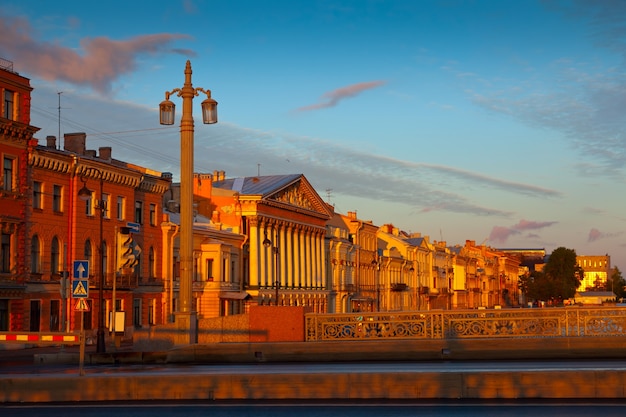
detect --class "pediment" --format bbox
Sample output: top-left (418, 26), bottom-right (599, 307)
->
top-left (266, 177), bottom-right (331, 219)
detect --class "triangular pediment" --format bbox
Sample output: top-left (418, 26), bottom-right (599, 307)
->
top-left (265, 176), bottom-right (331, 219)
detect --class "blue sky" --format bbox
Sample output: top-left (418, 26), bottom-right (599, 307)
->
top-left (1, 0), bottom-right (626, 271)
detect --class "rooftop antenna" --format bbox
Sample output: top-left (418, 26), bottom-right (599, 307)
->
top-left (57, 92), bottom-right (63, 150)
top-left (326, 188), bottom-right (333, 204)
top-left (257, 163), bottom-right (261, 177)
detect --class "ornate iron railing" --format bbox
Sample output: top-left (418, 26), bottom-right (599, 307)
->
top-left (305, 307), bottom-right (626, 341)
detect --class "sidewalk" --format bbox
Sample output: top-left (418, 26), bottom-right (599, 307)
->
top-left (0, 341), bottom-right (134, 367)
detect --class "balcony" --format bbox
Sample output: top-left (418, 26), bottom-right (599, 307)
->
top-left (391, 283), bottom-right (407, 292)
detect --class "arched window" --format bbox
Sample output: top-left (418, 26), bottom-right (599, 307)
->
top-left (30, 235), bottom-right (41, 274)
top-left (51, 237), bottom-right (60, 275)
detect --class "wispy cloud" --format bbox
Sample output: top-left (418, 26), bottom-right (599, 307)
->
top-left (296, 81), bottom-right (386, 111)
top-left (467, 1), bottom-right (626, 178)
top-left (588, 227), bottom-right (624, 243)
top-left (489, 219), bottom-right (558, 244)
top-left (0, 13), bottom-right (192, 94)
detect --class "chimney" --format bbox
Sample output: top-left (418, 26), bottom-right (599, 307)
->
top-left (218, 170), bottom-right (225, 181)
top-left (85, 150), bottom-right (96, 158)
top-left (347, 211), bottom-right (357, 220)
top-left (63, 132), bottom-right (86, 155)
top-left (212, 170), bottom-right (219, 182)
top-left (46, 136), bottom-right (57, 148)
top-left (99, 147), bottom-right (112, 161)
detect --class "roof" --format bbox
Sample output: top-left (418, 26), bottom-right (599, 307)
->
top-left (212, 174), bottom-right (302, 196)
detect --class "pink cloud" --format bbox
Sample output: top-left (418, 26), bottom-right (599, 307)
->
top-left (488, 218), bottom-right (557, 244)
top-left (0, 14), bottom-right (192, 93)
top-left (489, 226), bottom-right (519, 244)
top-left (588, 228), bottom-right (603, 242)
top-left (513, 219), bottom-right (557, 231)
top-left (296, 80), bottom-right (386, 111)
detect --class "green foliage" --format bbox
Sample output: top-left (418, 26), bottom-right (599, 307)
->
top-left (608, 267), bottom-right (626, 300)
top-left (519, 247), bottom-right (582, 302)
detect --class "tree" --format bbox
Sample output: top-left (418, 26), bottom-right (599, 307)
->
top-left (607, 267), bottom-right (626, 300)
top-left (542, 247), bottom-right (582, 300)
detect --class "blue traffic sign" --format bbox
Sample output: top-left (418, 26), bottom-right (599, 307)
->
top-left (72, 279), bottom-right (89, 298)
top-left (126, 222), bottom-right (140, 233)
top-left (73, 260), bottom-right (89, 279)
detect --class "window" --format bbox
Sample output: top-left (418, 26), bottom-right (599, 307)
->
top-left (30, 235), bottom-right (41, 274)
top-left (50, 236), bottom-right (60, 275)
top-left (0, 299), bottom-right (8, 331)
top-left (0, 232), bottom-right (11, 273)
top-left (102, 193), bottom-right (110, 218)
top-left (33, 181), bottom-right (42, 209)
top-left (117, 196), bottom-right (125, 220)
top-left (149, 203), bottom-right (156, 226)
top-left (3, 156), bottom-right (14, 192)
top-left (29, 300), bottom-right (41, 332)
top-left (206, 259), bottom-right (214, 281)
top-left (134, 201), bottom-right (143, 224)
top-left (4, 89), bottom-right (14, 120)
top-left (50, 300), bottom-right (60, 331)
top-left (52, 185), bottom-right (62, 212)
top-left (85, 191), bottom-right (93, 216)
top-left (133, 299), bottom-right (141, 327)
top-left (148, 299), bottom-right (155, 325)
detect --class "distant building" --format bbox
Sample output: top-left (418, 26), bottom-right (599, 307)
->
top-left (576, 255), bottom-right (611, 291)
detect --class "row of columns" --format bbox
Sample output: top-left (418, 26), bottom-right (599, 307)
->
top-left (248, 216), bottom-right (326, 290)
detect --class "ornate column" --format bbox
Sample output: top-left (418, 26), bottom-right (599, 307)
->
top-left (248, 217), bottom-right (260, 288)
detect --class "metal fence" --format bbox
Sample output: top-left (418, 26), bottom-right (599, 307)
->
top-left (305, 307), bottom-right (626, 341)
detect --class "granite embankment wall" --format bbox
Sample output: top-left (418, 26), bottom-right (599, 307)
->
top-left (3, 337), bottom-right (626, 402)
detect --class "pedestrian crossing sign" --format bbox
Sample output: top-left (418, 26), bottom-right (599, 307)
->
top-left (72, 279), bottom-right (89, 298)
top-left (74, 299), bottom-right (90, 311)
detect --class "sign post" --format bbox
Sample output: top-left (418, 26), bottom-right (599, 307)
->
top-left (72, 260), bottom-right (89, 376)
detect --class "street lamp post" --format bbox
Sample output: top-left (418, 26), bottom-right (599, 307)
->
top-left (159, 60), bottom-right (217, 344)
top-left (77, 167), bottom-right (106, 353)
top-left (263, 230), bottom-right (280, 305)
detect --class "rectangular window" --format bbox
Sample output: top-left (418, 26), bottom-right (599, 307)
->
top-left (4, 89), bottom-right (14, 120)
top-left (52, 185), bottom-right (62, 212)
top-left (133, 299), bottom-right (141, 327)
top-left (0, 232), bottom-right (11, 273)
top-left (33, 181), bottom-right (42, 209)
top-left (3, 156), bottom-right (14, 192)
top-left (134, 201), bottom-right (143, 224)
top-left (29, 300), bottom-right (41, 332)
top-left (149, 203), bottom-right (156, 226)
top-left (0, 299), bottom-right (8, 331)
top-left (85, 191), bottom-right (93, 216)
top-left (102, 193), bottom-right (110, 218)
top-left (117, 196), bottom-right (125, 220)
top-left (148, 299), bottom-right (155, 325)
top-left (50, 300), bottom-right (60, 331)
top-left (206, 259), bottom-right (214, 281)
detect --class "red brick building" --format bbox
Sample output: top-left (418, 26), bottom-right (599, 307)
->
top-left (28, 133), bottom-right (171, 337)
top-left (0, 58), bottom-right (39, 331)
